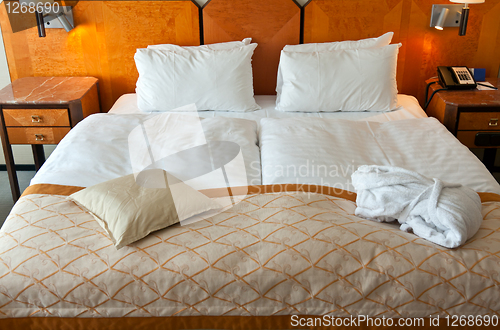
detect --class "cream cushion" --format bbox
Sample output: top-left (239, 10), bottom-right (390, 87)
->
top-left (68, 170), bottom-right (221, 249)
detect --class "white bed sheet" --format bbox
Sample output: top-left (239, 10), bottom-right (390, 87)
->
top-left (259, 117), bottom-right (500, 194)
top-left (109, 94), bottom-right (427, 123)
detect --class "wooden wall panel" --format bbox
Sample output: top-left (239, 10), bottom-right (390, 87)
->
top-left (203, 0), bottom-right (300, 95)
top-left (0, 1), bottom-right (200, 111)
top-left (305, 0), bottom-right (500, 104)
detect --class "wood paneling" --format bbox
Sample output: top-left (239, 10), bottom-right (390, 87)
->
top-left (81, 83), bottom-right (100, 119)
top-left (203, 0), bottom-right (300, 95)
top-left (0, 1), bottom-right (200, 112)
top-left (304, 0), bottom-right (500, 104)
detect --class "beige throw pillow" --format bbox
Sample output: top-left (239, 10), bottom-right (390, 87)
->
top-left (68, 170), bottom-right (221, 249)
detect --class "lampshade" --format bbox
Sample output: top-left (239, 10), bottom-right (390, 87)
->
top-left (450, 0), bottom-right (485, 3)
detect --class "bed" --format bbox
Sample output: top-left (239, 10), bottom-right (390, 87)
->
top-left (2, 89), bottom-right (500, 328)
top-left (1, 12), bottom-right (500, 330)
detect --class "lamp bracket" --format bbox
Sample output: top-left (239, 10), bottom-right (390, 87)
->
top-left (43, 6), bottom-right (73, 29)
top-left (430, 4), bottom-right (462, 28)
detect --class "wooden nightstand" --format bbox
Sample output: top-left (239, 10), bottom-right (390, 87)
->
top-left (425, 78), bottom-right (500, 171)
top-left (0, 77), bottom-right (100, 201)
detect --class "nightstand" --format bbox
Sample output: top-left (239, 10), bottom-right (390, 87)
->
top-left (0, 77), bottom-right (100, 201)
top-left (425, 78), bottom-right (500, 171)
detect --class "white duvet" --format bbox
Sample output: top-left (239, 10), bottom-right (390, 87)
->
top-left (32, 94), bottom-right (426, 190)
top-left (259, 117), bottom-right (500, 194)
top-left (31, 96), bottom-right (498, 196)
top-left (31, 113), bottom-right (261, 189)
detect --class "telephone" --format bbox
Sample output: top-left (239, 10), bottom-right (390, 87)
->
top-left (438, 66), bottom-right (477, 90)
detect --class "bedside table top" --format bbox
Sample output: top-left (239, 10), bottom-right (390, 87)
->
top-left (0, 77), bottom-right (98, 105)
top-left (426, 78), bottom-right (500, 107)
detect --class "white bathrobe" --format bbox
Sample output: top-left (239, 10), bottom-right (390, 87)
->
top-left (352, 165), bottom-right (483, 248)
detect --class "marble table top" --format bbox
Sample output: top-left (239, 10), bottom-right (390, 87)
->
top-left (0, 77), bottom-right (98, 105)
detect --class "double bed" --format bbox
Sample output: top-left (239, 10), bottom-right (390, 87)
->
top-left (1, 10), bottom-right (500, 330)
top-left (2, 90), bottom-right (500, 328)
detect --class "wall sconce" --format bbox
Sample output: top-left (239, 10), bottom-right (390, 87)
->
top-left (450, 0), bottom-right (485, 36)
top-left (44, 7), bottom-right (74, 32)
top-left (19, 0), bottom-right (74, 38)
top-left (430, 4), bottom-right (462, 30)
top-left (431, 1), bottom-right (485, 36)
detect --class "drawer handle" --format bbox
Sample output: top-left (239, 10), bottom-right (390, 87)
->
top-left (31, 115), bottom-right (42, 123)
top-left (35, 134), bottom-right (44, 141)
top-left (489, 118), bottom-right (498, 127)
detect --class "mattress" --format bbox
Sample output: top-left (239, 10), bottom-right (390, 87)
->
top-left (109, 94), bottom-right (427, 123)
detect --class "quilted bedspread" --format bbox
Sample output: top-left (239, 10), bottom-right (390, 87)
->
top-left (1, 190), bottom-right (500, 318)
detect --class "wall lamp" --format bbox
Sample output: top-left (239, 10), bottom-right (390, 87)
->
top-left (19, 0), bottom-right (74, 38)
top-left (430, 1), bottom-right (485, 36)
top-left (450, 0), bottom-right (485, 36)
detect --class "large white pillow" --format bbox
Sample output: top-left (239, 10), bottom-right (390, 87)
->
top-left (277, 43), bottom-right (401, 112)
top-left (283, 32), bottom-right (393, 53)
top-left (135, 43), bottom-right (260, 112)
top-left (148, 38), bottom-right (252, 51)
top-left (276, 32), bottom-right (394, 103)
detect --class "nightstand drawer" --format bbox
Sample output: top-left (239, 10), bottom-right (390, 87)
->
top-left (7, 127), bottom-right (71, 144)
top-left (3, 109), bottom-right (70, 127)
top-left (458, 112), bottom-right (500, 131)
top-left (456, 130), bottom-right (500, 148)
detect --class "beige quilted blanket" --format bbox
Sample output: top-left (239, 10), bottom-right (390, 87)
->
top-left (1, 189), bottom-right (499, 318)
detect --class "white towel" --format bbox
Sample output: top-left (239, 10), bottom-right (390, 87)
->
top-left (351, 165), bottom-right (483, 248)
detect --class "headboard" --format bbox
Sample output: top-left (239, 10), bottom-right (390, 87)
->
top-left (0, 0), bottom-right (499, 111)
top-left (204, 0), bottom-right (300, 95)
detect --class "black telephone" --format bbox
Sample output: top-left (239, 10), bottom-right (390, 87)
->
top-left (438, 66), bottom-right (477, 90)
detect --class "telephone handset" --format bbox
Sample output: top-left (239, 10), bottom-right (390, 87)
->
top-left (438, 66), bottom-right (477, 89)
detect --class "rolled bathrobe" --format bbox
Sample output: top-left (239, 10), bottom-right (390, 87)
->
top-left (351, 165), bottom-right (483, 248)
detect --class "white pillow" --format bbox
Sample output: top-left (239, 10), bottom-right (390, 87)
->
top-left (283, 32), bottom-right (393, 53)
top-left (147, 38), bottom-right (252, 51)
top-left (276, 32), bottom-right (394, 103)
top-left (277, 43), bottom-right (401, 112)
top-left (135, 43), bottom-right (260, 112)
